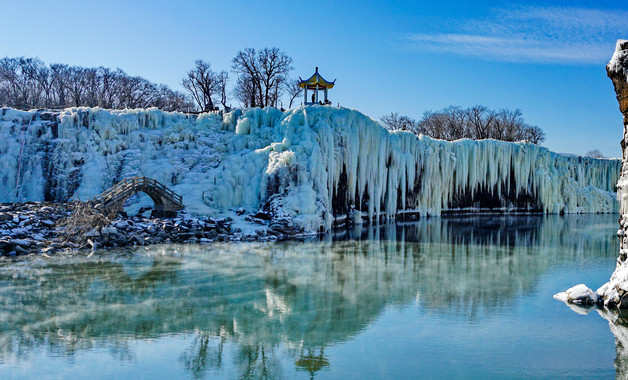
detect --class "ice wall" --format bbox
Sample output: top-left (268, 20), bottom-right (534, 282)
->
top-left (0, 105), bottom-right (620, 232)
top-left (219, 107), bottom-right (618, 231)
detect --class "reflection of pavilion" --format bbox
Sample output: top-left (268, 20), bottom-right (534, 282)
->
top-left (299, 67), bottom-right (335, 105)
top-left (295, 347), bottom-right (329, 379)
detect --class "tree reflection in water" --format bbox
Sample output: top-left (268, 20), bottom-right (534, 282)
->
top-left (0, 215), bottom-right (618, 378)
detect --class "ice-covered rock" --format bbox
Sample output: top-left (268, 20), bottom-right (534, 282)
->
top-left (553, 284), bottom-right (598, 305)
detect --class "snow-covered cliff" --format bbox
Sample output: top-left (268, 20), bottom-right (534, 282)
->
top-left (556, 40), bottom-right (628, 308)
top-left (0, 105), bottom-right (620, 232)
top-left (598, 39), bottom-right (628, 307)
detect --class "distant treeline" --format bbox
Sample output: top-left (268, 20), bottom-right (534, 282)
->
top-left (381, 106), bottom-right (545, 144)
top-left (0, 48), bottom-right (301, 113)
top-left (0, 55), bottom-right (545, 146)
top-left (0, 57), bottom-right (193, 111)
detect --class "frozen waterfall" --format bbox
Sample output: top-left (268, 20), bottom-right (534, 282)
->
top-left (0, 106), bottom-right (620, 232)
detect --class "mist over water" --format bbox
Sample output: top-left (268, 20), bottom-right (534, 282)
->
top-left (0, 215), bottom-right (623, 378)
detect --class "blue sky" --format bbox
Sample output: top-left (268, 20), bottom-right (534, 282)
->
top-left (2, 0), bottom-right (627, 156)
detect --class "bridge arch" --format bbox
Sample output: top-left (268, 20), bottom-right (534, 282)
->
top-left (121, 189), bottom-right (164, 216)
top-left (93, 177), bottom-right (184, 217)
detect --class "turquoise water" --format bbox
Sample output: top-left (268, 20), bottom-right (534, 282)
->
top-left (0, 215), bottom-right (622, 379)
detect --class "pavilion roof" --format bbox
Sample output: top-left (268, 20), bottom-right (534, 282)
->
top-left (298, 67), bottom-right (335, 90)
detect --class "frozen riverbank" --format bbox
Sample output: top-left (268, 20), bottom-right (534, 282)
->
top-left (0, 202), bottom-right (310, 257)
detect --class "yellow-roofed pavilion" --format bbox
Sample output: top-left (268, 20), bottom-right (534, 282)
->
top-left (298, 67), bottom-right (335, 105)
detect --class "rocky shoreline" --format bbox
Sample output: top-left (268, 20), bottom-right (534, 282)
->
top-left (0, 202), bottom-right (310, 257)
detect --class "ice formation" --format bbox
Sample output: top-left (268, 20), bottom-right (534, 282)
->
top-left (0, 105), bottom-right (620, 232)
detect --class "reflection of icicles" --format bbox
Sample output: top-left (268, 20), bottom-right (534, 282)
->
top-left (255, 288), bottom-right (292, 318)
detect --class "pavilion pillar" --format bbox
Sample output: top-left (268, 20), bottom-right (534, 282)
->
top-left (324, 88), bottom-right (328, 102)
top-left (304, 88), bottom-right (308, 105)
top-left (315, 85), bottom-right (319, 103)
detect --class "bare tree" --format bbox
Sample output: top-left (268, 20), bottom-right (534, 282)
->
top-left (232, 48), bottom-right (261, 108)
top-left (0, 57), bottom-right (20, 107)
top-left (441, 106), bottom-right (468, 140)
top-left (120, 76), bottom-right (158, 109)
top-left (18, 58), bottom-right (44, 109)
top-left (384, 105), bottom-right (545, 145)
top-left (232, 47), bottom-right (293, 108)
top-left (82, 67), bottom-right (100, 107)
top-left (0, 57), bottom-right (46, 109)
top-left (0, 56), bottom-right (193, 111)
top-left (98, 67), bottom-right (123, 109)
top-left (492, 108), bottom-right (523, 141)
top-left (34, 64), bottom-right (54, 108)
top-left (419, 110), bottom-right (448, 139)
top-left (182, 60), bottom-right (219, 112)
top-left (284, 79), bottom-right (303, 109)
top-left (585, 149), bottom-right (606, 159)
top-left (380, 112), bottom-right (419, 134)
top-left (468, 105), bottom-right (497, 140)
top-left (233, 74), bottom-right (256, 108)
top-left (50, 63), bottom-right (71, 107)
top-left (518, 125), bottom-right (544, 144)
top-left (66, 66), bottom-right (88, 106)
top-left (258, 47), bottom-right (292, 107)
top-left (216, 71), bottom-right (229, 109)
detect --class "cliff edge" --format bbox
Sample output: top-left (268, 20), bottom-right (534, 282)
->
top-left (557, 40), bottom-right (628, 307)
top-left (601, 40), bottom-right (628, 307)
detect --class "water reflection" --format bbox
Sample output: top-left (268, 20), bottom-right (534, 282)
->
top-left (595, 310), bottom-right (628, 379)
top-left (0, 215), bottom-right (618, 378)
top-left (560, 301), bottom-right (628, 378)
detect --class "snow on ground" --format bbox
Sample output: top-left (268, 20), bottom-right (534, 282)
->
top-left (0, 105), bottom-right (621, 232)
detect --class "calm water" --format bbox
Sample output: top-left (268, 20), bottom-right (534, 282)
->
top-left (0, 215), bottom-right (623, 379)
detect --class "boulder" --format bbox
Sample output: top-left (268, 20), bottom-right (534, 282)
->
top-left (12, 239), bottom-right (32, 248)
top-left (114, 220), bottom-right (129, 230)
top-left (554, 284), bottom-right (598, 305)
top-left (13, 245), bottom-right (28, 255)
top-left (41, 219), bottom-right (55, 228)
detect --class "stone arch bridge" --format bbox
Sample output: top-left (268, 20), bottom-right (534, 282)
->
top-left (92, 176), bottom-right (184, 217)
